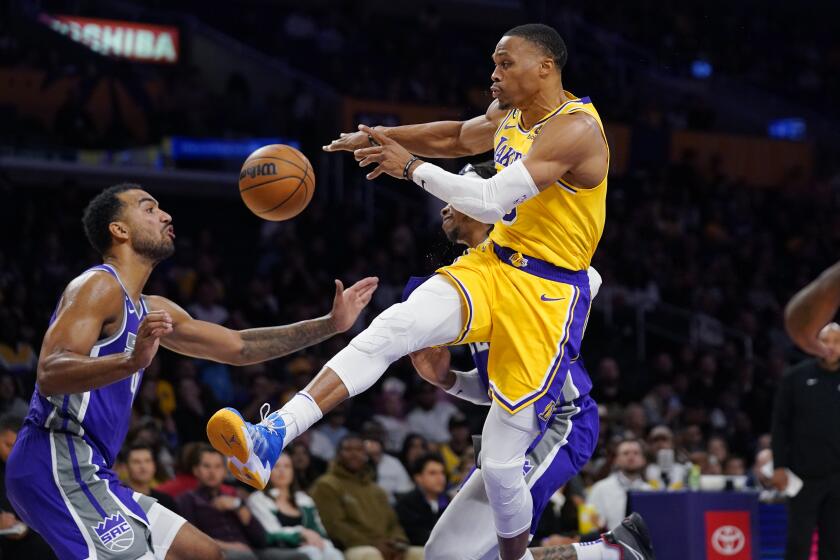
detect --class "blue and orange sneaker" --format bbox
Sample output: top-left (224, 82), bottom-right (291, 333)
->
top-left (206, 404), bottom-right (285, 490)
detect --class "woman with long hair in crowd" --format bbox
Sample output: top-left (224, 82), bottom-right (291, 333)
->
top-left (248, 452), bottom-right (342, 560)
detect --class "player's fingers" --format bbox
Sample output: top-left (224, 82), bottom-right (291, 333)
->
top-left (352, 277), bottom-right (379, 290)
top-left (353, 147), bottom-right (381, 160)
top-left (358, 124), bottom-right (390, 145)
top-left (334, 279), bottom-right (344, 298)
top-left (358, 154), bottom-right (384, 168)
top-left (366, 164), bottom-right (384, 180)
top-left (142, 315), bottom-right (173, 328)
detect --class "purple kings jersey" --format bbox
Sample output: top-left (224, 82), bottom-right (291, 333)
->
top-left (25, 264), bottom-right (146, 467)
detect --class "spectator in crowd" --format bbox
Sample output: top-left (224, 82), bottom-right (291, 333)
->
top-left (174, 375), bottom-right (220, 444)
top-left (723, 455), bottom-right (747, 476)
top-left (0, 373), bottom-right (27, 418)
top-left (362, 421), bottom-right (413, 504)
top-left (438, 414), bottom-right (472, 486)
top-left (644, 425), bottom-right (687, 490)
top-left (621, 403), bottom-right (648, 439)
top-left (188, 277), bottom-right (230, 325)
top-left (772, 323), bottom-right (840, 559)
top-left (372, 378), bottom-right (410, 454)
top-left (586, 439), bottom-right (651, 530)
top-left (0, 310), bottom-right (37, 377)
top-left (177, 445), bottom-right (305, 560)
top-left (288, 438), bottom-right (327, 491)
top-left (313, 405), bottom-right (350, 461)
top-left (0, 413), bottom-right (56, 558)
top-left (123, 442), bottom-right (180, 514)
top-left (156, 441), bottom-right (219, 498)
top-left (707, 434), bottom-right (730, 471)
top-left (395, 453), bottom-right (448, 547)
top-left (310, 434), bottom-right (420, 560)
top-left (405, 383), bottom-right (458, 444)
top-left (399, 434), bottom-right (430, 474)
top-left (247, 453), bottom-right (342, 560)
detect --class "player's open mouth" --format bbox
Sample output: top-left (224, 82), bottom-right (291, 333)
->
top-left (165, 226), bottom-right (175, 239)
top-left (490, 85), bottom-right (501, 97)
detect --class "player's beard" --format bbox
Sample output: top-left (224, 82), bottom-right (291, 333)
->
top-left (444, 226), bottom-right (460, 244)
top-left (133, 231), bottom-right (175, 263)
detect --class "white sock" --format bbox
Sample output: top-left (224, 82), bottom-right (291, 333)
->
top-left (277, 391), bottom-right (323, 445)
top-left (518, 550), bottom-right (534, 560)
top-left (572, 540), bottom-right (620, 560)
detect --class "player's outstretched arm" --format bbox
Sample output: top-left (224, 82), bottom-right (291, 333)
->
top-left (323, 101), bottom-right (506, 158)
top-left (37, 273), bottom-right (172, 396)
top-left (351, 114), bottom-right (605, 224)
top-left (785, 259), bottom-right (840, 358)
top-left (150, 277), bottom-right (378, 366)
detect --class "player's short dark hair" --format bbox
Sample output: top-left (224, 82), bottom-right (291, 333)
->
top-left (410, 452), bottom-right (445, 477)
top-left (504, 23), bottom-right (567, 72)
top-left (0, 413), bottom-right (23, 434)
top-left (82, 183), bottom-right (141, 256)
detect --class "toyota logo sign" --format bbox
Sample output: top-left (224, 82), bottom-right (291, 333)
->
top-left (711, 525), bottom-right (746, 555)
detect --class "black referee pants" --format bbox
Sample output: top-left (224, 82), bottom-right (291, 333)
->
top-left (786, 471), bottom-right (840, 560)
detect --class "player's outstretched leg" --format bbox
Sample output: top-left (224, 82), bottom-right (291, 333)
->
top-left (208, 275), bottom-right (464, 489)
top-left (530, 513), bottom-right (655, 559)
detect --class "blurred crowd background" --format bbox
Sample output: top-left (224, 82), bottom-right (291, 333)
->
top-left (1, 0), bottom-right (838, 557)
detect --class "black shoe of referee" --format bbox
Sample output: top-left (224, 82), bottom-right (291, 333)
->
top-left (601, 512), bottom-right (656, 559)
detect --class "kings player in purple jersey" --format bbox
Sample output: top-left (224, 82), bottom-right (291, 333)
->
top-left (5, 183), bottom-right (378, 560)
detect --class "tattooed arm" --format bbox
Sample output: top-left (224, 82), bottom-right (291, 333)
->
top-left (530, 546), bottom-right (578, 560)
top-left (147, 277), bottom-right (378, 365)
top-left (785, 260), bottom-right (840, 359)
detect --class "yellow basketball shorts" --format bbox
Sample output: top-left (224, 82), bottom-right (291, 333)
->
top-left (437, 241), bottom-right (593, 416)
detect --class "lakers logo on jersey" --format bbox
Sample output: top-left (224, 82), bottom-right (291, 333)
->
top-left (508, 252), bottom-right (529, 268)
top-left (489, 91), bottom-right (609, 271)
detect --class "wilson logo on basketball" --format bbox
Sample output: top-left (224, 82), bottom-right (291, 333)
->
top-left (241, 163), bottom-right (277, 180)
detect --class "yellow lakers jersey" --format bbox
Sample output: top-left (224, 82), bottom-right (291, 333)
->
top-left (489, 91), bottom-right (608, 271)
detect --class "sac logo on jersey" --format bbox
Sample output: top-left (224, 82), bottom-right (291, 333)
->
top-left (93, 513), bottom-right (134, 552)
top-left (494, 137), bottom-right (524, 167)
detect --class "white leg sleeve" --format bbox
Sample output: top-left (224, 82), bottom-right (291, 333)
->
top-left (326, 274), bottom-right (463, 397)
top-left (481, 402), bottom-right (540, 539)
top-left (426, 469), bottom-right (499, 560)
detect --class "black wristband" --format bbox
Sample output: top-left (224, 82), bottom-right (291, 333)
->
top-left (402, 156), bottom-right (419, 180)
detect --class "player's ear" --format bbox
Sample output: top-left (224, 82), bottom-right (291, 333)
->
top-left (109, 221), bottom-right (130, 243)
top-left (539, 58), bottom-right (553, 78)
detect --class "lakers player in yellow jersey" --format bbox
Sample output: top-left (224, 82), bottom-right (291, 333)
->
top-left (208, 24), bottom-right (654, 560)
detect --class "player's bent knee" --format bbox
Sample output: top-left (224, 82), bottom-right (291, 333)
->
top-left (482, 457), bottom-right (532, 537)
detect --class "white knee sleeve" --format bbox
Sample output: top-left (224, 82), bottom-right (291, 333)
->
top-left (327, 303), bottom-right (416, 396)
top-left (482, 457), bottom-right (533, 538)
top-left (327, 275), bottom-right (463, 397)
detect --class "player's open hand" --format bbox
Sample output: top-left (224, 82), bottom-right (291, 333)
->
top-left (129, 310), bottom-right (172, 371)
top-left (323, 129), bottom-right (375, 153)
top-left (330, 277), bottom-right (379, 332)
top-left (353, 125), bottom-right (420, 180)
top-left (409, 347), bottom-right (455, 389)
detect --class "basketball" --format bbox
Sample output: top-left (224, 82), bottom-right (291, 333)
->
top-left (238, 144), bottom-right (315, 221)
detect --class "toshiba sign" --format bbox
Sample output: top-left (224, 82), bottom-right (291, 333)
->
top-left (41, 14), bottom-right (179, 63)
